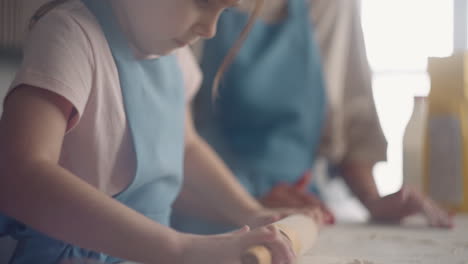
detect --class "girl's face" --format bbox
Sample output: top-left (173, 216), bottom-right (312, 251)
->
top-left (111, 0), bottom-right (241, 56)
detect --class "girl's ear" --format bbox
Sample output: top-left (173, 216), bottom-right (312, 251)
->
top-left (211, 0), bottom-right (265, 101)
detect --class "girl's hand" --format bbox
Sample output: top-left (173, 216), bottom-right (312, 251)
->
top-left (179, 225), bottom-right (295, 264)
top-left (366, 186), bottom-right (454, 228)
top-left (61, 225), bottom-right (298, 264)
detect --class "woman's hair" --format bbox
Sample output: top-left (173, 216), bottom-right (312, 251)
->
top-left (28, 0), bottom-right (70, 30)
top-left (212, 0), bottom-right (265, 100)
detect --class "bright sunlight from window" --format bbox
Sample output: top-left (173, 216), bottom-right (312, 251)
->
top-left (361, 0), bottom-right (454, 195)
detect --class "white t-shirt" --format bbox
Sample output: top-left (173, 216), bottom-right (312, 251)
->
top-left (8, 0), bottom-right (202, 196)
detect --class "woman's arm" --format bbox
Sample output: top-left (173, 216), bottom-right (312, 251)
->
top-left (0, 85), bottom-right (182, 263)
top-left (339, 160), bottom-right (381, 208)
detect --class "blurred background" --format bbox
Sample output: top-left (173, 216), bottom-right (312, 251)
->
top-left (362, 0), bottom-right (463, 196)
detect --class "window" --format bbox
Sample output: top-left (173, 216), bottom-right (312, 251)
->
top-left (361, 0), bottom-right (456, 195)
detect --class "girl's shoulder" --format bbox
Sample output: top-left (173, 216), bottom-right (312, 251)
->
top-left (45, 0), bottom-right (96, 23)
top-left (29, 0), bottom-right (104, 53)
top-left (12, 0), bottom-right (106, 128)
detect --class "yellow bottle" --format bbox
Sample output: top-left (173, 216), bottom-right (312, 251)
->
top-left (425, 52), bottom-right (468, 213)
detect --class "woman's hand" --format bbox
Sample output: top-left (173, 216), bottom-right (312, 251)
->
top-left (258, 172), bottom-right (335, 225)
top-left (366, 186), bottom-right (454, 228)
top-left (179, 225), bottom-right (295, 264)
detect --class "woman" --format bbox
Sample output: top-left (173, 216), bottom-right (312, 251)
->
top-left (172, 0), bottom-right (453, 234)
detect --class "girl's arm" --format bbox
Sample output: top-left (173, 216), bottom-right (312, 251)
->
top-left (176, 109), bottom-right (263, 227)
top-left (0, 86), bottom-right (296, 264)
top-left (177, 110), bottom-right (325, 228)
top-left (0, 85), bottom-right (181, 263)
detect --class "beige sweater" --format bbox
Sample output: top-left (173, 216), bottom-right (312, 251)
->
top-left (311, 0), bottom-right (387, 165)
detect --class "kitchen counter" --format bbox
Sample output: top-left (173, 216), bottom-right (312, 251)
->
top-left (60, 215), bottom-right (468, 264)
top-left (300, 215), bottom-right (468, 264)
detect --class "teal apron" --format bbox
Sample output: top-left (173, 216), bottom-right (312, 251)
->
top-left (0, 0), bottom-right (185, 263)
top-left (172, 0), bottom-right (326, 234)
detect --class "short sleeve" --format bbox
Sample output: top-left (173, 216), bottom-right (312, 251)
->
top-left (7, 10), bottom-right (94, 130)
top-left (175, 47), bottom-right (202, 102)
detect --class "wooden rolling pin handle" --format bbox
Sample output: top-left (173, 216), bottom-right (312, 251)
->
top-left (241, 226), bottom-right (297, 264)
top-left (241, 245), bottom-right (272, 264)
top-left (241, 215), bottom-right (317, 264)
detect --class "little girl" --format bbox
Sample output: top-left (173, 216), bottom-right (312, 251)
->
top-left (0, 0), bottom-right (322, 263)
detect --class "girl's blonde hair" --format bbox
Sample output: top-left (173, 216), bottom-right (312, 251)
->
top-left (29, 0), bottom-right (265, 99)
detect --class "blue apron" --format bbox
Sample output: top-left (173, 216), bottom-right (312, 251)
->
top-left (0, 0), bottom-right (185, 263)
top-left (172, 0), bottom-right (326, 234)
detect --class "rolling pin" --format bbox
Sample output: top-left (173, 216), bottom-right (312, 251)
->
top-left (241, 214), bottom-right (319, 264)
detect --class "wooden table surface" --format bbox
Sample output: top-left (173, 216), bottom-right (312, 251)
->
top-left (66, 215), bottom-right (468, 264)
top-left (299, 215), bottom-right (468, 264)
